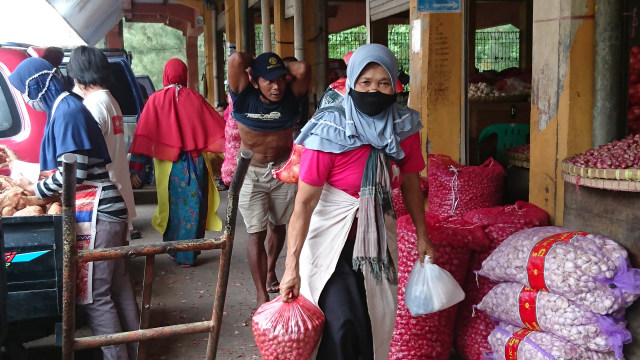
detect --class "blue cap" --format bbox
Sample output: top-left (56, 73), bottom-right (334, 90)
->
top-left (250, 52), bottom-right (289, 81)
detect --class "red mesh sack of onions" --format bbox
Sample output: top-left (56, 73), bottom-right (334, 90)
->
top-left (487, 322), bottom-right (619, 360)
top-left (427, 154), bottom-right (504, 217)
top-left (221, 108), bottom-right (241, 185)
top-left (392, 176), bottom-right (428, 218)
top-left (477, 282), bottom-right (631, 356)
top-left (565, 134), bottom-right (640, 169)
top-left (424, 211), bottom-right (491, 251)
top-left (454, 202), bottom-right (549, 360)
top-left (389, 213), bottom-right (471, 360)
top-left (453, 251), bottom-right (497, 360)
top-left (272, 144), bottom-right (304, 184)
top-left (463, 201), bottom-right (549, 246)
top-left (478, 226), bottom-right (640, 315)
top-left (251, 294), bottom-right (325, 360)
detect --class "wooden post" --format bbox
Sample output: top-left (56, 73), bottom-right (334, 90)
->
top-left (409, 0), bottom-right (465, 165)
top-left (273, 0), bottom-right (294, 58)
top-left (529, 0), bottom-right (595, 224)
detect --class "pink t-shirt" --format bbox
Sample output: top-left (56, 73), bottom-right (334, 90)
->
top-left (299, 132), bottom-right (425, 197)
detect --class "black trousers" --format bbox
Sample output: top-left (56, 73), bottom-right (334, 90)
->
top-left (316, 235), bottom-right (374, 360)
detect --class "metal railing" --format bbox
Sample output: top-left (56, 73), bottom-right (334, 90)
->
top-left (475, 30), bottom-right (520, 72)
top-left (60, 150), bottom-right (253, 360)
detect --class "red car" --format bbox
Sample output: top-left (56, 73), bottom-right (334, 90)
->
top-left (0, 45), bottom-right (49, 167)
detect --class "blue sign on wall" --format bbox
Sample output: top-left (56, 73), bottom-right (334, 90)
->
top-left (417, 0), bottom-right (461, 13)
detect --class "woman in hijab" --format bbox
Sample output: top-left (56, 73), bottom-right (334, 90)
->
top-left (129, 58), bottom-right (226, 267)
top-left (279, 44), bottom-right (436, 359)
top-left (8, 57), bottom-right (139, 360)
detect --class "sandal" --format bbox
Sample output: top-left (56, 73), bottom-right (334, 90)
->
top-left (130, 229), bottom-right (143, 239)
top-left (266, 280), bottom-right (280, 294)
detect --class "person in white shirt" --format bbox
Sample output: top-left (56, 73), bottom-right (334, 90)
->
top-left (67, 46), bottom-right (140, 240)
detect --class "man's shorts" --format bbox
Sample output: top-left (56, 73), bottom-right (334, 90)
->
top-left (238, 158), bottom-right (297, 234)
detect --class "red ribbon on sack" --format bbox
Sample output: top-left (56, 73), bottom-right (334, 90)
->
top-left (526, 231), bottom-right (589, 291)
top-left (518, 286), bottom-right (542, 331)
top-left (505, 328), bottom-right (533, 360)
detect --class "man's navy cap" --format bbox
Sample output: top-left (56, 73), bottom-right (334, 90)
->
top-left (251, 52), bottom-right (289, 81)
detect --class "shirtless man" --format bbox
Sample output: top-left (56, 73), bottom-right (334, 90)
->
top-left (227, 51), bottom-right (310, 308)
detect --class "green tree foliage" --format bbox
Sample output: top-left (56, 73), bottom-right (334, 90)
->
top-left (123, 21), bottom-right (206, 94)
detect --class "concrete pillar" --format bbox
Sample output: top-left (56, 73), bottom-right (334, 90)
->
top-left (294, 0), bottom-right (304, 61)
top-left (592, 0), bottom-right (622, 146)
top-left (273, 0), bottom-right (294, 58)
top-left (529, 0), bottom-right (595, 224)
top-left (409, 0), bottom-right (465, 164)
top-left (303, 0), bottom-right (327, 109)
top-left (261, 0), bottom-right (271, 53)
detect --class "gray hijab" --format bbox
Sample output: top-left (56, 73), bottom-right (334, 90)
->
top-left (296, 44), bottom-right (422, 159)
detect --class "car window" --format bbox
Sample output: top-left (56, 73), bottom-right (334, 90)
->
top-left (0, 73), bottom-right (21, 138)
top-left (108, 62), bottom-right (138, 116)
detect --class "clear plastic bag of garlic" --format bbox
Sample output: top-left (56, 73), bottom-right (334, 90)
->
top-left (478, 226), bottom-right (639, 315)
top-left (488, 322), bottom-right (619, 360)
top-left (477, 282), bottom-right (630, 354)
top-left (468, 82), bottom-right (506, 99)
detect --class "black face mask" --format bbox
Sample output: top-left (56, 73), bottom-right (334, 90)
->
top-left (348, 89), bottom-right (397, 116)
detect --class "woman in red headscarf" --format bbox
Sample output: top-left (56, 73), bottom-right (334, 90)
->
top-left (129, 58), bottom-right (226, 267)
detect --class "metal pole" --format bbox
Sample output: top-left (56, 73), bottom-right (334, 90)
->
top-left (205, 150), bottom-right (252, 359)
top-left (261, 0), bottom-right (271, 53)
top-left (136, 255), bottom-right (155, 360)
top-left (294, 0), bottom-right (304, 61)
top-left (593, 0), bottom-right (622, 146)
top-left (61, 154), bottom-right (77, 360)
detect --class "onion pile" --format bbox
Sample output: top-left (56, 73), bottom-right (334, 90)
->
top-left (478, 227), bottom-right (638, 315)
top-left (488, 322), bottom-right (618, 360)
top-left (479, 283), bottom-right (629, 353)
top-left (221, 104), bottom-right (240, 186)
top-left (251, 294), bottom-right (325, 360)
top-left (565, 134), bottom-right (640, 169)
top-left (390, 214), bottom-right (470, 360)
top-left (506, 144), bottom-right (530, 156)
top-left (427, 154), bottom-right (504, 217)
top-left (272, 144), bottom-right (303, 184)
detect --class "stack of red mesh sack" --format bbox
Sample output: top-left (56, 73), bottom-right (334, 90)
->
top-left (389, 154), bottom-right (503, 360)
top-left (221, 99), bottom-right (240, 185)
top-left (453, 201), bottom-right (550, 360)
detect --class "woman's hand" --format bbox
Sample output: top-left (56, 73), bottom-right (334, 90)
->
top-left (418, 234), bottom-right (436, 265)
top-left (279, 266), bottom-right (301, 302)
top-left (130, 174), bottom-right (142, 189)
